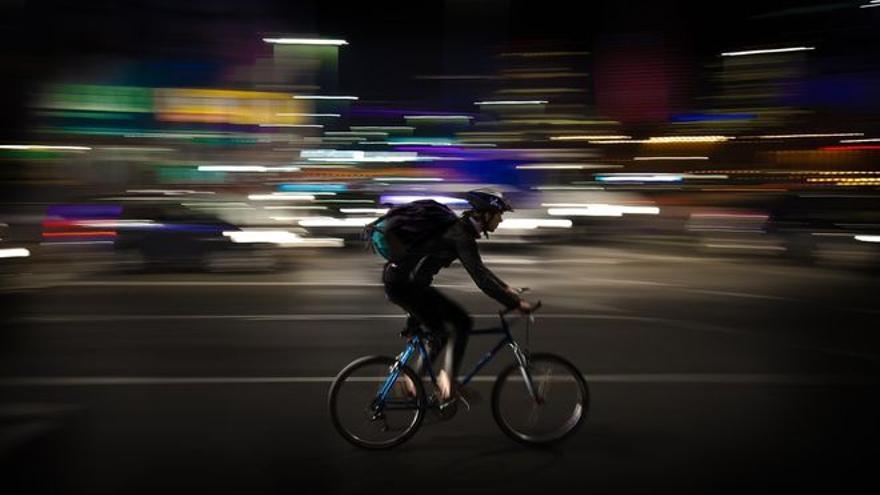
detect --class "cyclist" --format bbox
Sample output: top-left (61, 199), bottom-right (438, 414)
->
top-left (382, 190), bottom-right (534, 403)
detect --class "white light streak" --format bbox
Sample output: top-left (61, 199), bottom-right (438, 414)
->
top-left (263, 206), bottom-right (328, 210)
top-left (475, 100), bottom-right (548, 105)
top-left (340, 208), bottom-right (389, 214)
top-left (300, 149), bottom-right (423, 163)
top-left (859, 3), bottom-right (880, 8)
top-left (248, 193), bottom-right (316, 201)
top-left (263, 38), bottom-right (348, 46)
top-left (721, 46), bottom-right (815, 57)
top-left (198, 166), bottom-right (301, 172)
top-left (854, 235), bottom-right (880, 243)
top-left (380, 195), bottom-right (468, 205)
top-left (550, 135), bottom-right (631, 141)
top-left (276, 113), bottom-right (342, 118)
top-left (293, 95), bottom-right (358, 100)
top-left (223, 230), bottom-right (345, 248)
top-left (0, 248), bottom-right (30, 259)
top-left (404, 115), bottom-right (473, 120)
top-left (598, 175), bottom-right (683, 182)
top-left (647, 136), bottom-right (730, 143)
top-left (516, 164), bottom-right (621, 170)
top-left (547, 205), bottom-right (660, 217)
top-left (840, 138), bottom-right (880, 143)
top-left (753, 133), bottom-right (864, 139)
top-left (633, 157), bottom-right (709, 161)
top-left (498, 219), bottom-right (572, 230)
top-left (258, 124), bottom-right (324, 128)
top-left (0, 145), bottom-right (91, 151)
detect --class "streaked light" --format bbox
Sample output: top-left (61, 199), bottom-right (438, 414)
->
top-left (721, 46), bottom-right (815, 57)
top-left (340, 208), bottom-right (389, 214)
top-left (350, 126), bottom-right (415, 131)
top-left (300, 149), bottom-right (423, 163)
top-left (498, 219), bottom-right (572, 230)
top-left (223, 230), bottom-right (302, 244)
top-left (547, 205), bottom-right (660, 217)
top-left (298, 217), bottom-right (378, 227)
top-left (43, 231), bottom-right (117, 238)
top-left (263, 206), bottom-right (328, 210)
top-left (198, 166), bottom-right (301, 172)
top-left (859, 3), bottom-right (880, 8)
top-left (248, 193), bottom-right (316, 201)
top-left (0, 248), bottom-right (30, 258)
top-left (387, 138), bottom-right (455, 146)
top-left (277, 183), bottom-right (347, 193)
top-left (840, 138), bottom-right (880, 143)
top-left (753, 133), bottom-right (864, 139)
top-left (588, 140), bottom-right (648, 144)
top-left (633, 157), bottom-right (709, 161)
top-left (258, 124), bottom-right (324, 128)
top-left (550, 135), bottom-right (631, 141)
top-left (263, 38), bottom-right (348, 46)
top-left (379, 195), bottom-right (468, 205)
top-left (326, 131), bottom-right (388, 137)
top-left (276, 113), bottom-right (342, 118)
top-left (372, 177), bottom-right (444, 182)
top-left (293, 95), bottom-right (358, 100)
top-left (516, 164), bottom-right (619, 170)
top-left (855, 235), bottom-right (880, 243)
top-left (404, 115), bottom-right (473, 121)
top-left (0, 144), bottom-right (91, 151)
top-left (475, 100), bottom-right (548, 105)
top-left (647, 136), bottom-right (730, 143)
top-left (597, 174), bottom-right (683, 182)
top-left (126, 189), bottom-right (212, 195)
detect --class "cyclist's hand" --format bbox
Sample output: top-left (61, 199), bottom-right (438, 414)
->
top-left (518, 299), bottom-right (535, 314)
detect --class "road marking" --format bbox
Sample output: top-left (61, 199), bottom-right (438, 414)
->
top-left (16, 313), bottom-right (674, 323)
top-left (0, 374), bottom-right (873, 387)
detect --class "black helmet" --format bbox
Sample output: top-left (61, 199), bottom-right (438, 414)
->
top-left (464, 190), bottom-right (513, 214)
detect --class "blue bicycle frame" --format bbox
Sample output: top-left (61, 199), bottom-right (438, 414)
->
top-left (374, 311), bottom-right (538, 407)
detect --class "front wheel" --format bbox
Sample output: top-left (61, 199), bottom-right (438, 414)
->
top-left (328, 355), bottom-right (426, 449)
top-left (492, 353), bottom-right (589, 445)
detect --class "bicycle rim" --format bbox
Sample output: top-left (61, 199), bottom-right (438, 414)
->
top-left (328, 356), bottom-right (426, 449)
top-left (492, 353), bottom-right (589, 445)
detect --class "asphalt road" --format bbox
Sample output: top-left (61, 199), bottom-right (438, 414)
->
top-left (2, 245), bottom-right (879, 494)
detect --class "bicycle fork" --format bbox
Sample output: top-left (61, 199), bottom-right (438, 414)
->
top-left (509, 342), bottom-right (544, 405)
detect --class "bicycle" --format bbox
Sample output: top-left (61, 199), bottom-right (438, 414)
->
top-left (328, 298), bottom-right (589, 449)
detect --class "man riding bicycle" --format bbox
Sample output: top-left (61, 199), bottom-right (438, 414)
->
top-left (382, 190), bottom-right (534, 403)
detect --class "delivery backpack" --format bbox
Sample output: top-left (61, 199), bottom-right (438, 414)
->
top-left (365, 200), bottom-right (458, 261)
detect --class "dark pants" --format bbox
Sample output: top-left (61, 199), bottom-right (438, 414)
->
top-left (384, 280), bottom-right (472, 381)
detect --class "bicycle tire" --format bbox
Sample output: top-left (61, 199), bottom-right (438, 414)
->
top-left (328, 355), bottom-right (426, 449)
top-left (491, 353), bottom-right (589, 446)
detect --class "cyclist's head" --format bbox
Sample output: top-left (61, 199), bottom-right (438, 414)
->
top-left (464, 190), bottom-right (512, 234)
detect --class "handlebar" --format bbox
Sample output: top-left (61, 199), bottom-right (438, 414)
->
top-left (500, 300), bottom-right (542, 317)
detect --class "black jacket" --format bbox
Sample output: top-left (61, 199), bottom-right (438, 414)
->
top-left (383, 216), bottom-right (520, 309)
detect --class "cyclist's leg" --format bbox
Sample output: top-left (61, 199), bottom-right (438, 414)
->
top-left (419, 288), bottom-right (472, 400)
top-left (384, 284), bottom-right (441, 395)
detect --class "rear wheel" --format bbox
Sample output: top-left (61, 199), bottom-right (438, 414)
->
top-left (492, 353), bottom-right (589, 445)
top-left (328, 355), bottom-right (426, 449)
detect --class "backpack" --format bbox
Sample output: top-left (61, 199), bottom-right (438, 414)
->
top-left (364, 200), bottom-right (459, 261)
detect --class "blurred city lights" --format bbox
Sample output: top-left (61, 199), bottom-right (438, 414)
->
top-left (263, 38), bottom-right (348, 45)
top-left (474, 100), bottom-right (549, 105)
top-left (721, 46), bottom-right (815, 57)
top-left (498, 219), bottom-right (573, 229)
top-left (0, 248), bottom-right (30, 258)
top-left (633, 157), bottom-right (710, 161)
top-left (292, 95), bottom-right (359, 100)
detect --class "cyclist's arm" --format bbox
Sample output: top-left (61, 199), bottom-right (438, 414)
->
top-left (454, 234), bottom-right (520, 309)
